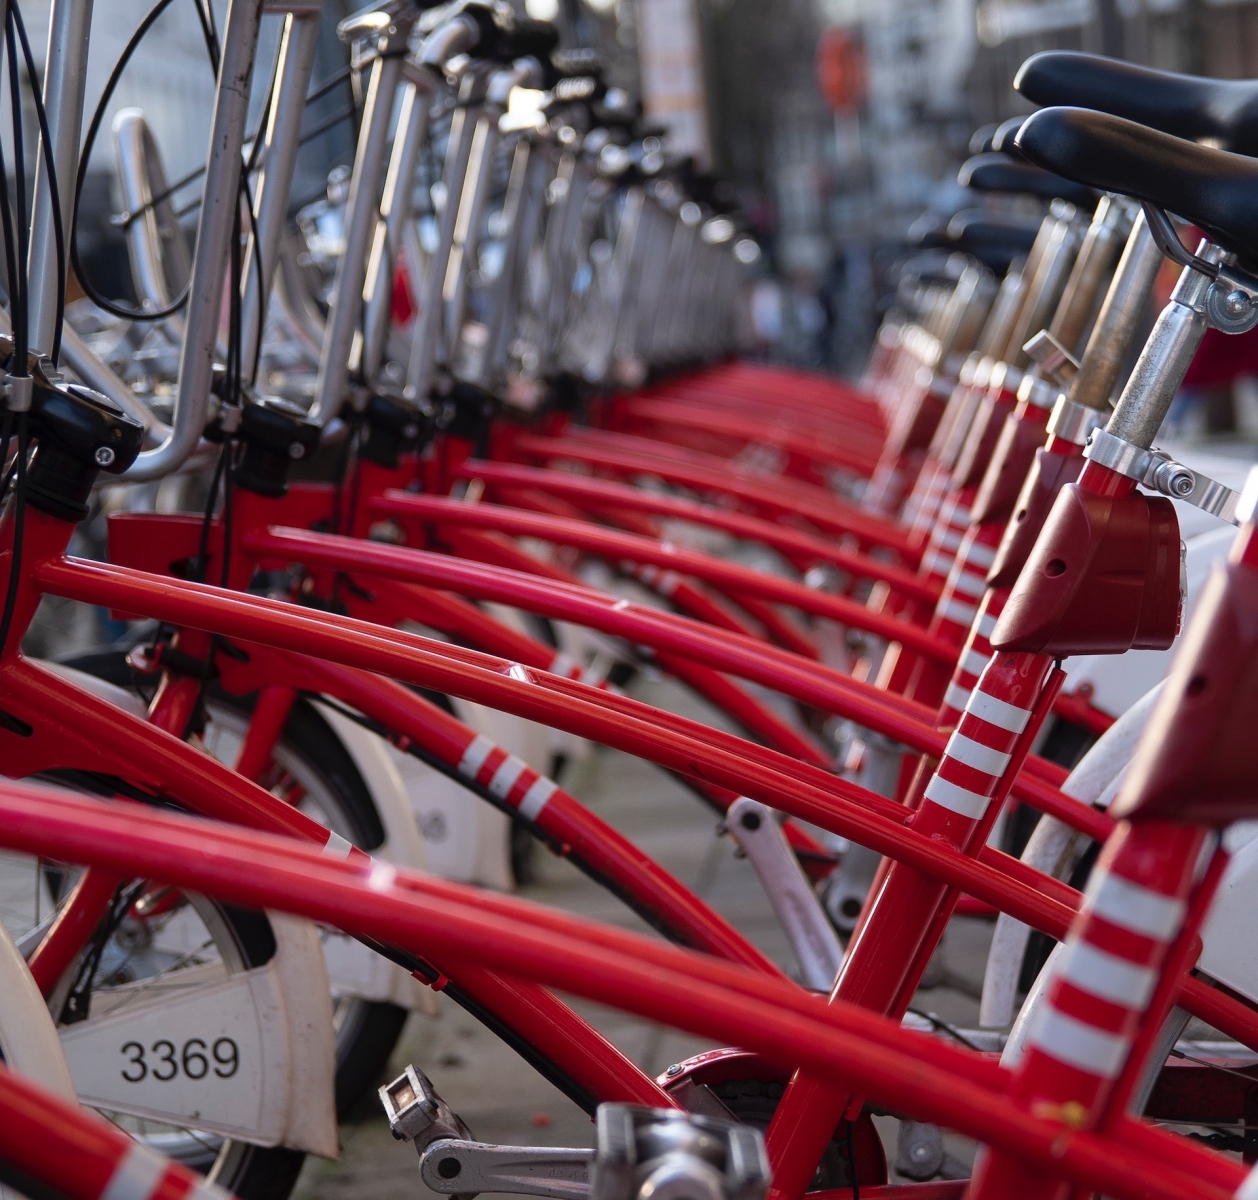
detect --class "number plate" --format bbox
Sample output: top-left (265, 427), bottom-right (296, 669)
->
top-left (59, 964), bottom-right (286, 1144)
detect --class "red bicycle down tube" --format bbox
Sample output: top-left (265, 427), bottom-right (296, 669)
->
top-left (11, 510), bottom-right (1255, 1045)
top-left (0, 780), bottom-right (1241, 1200)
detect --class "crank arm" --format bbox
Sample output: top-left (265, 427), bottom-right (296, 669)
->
top-left (420, 1138), bottom-right (593, 1199)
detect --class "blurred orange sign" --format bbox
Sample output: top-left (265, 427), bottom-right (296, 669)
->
top-left (816, 27), bottom-right (867, 114)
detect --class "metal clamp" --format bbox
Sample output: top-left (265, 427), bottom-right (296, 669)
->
top-left (420, 1139), bottom-right (593, 1200)
top-left (1015, 372), bottom-right (1060, 412)
top-left (1084, 428), bottom-right (1240, 524)
top-left (1046, 395), bottom-right (1105, 446)
top-left (1022, 329), bottom-right (1079, 387)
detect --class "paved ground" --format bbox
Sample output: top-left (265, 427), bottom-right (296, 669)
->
top-left (292, 678), bottom-right (988, 1200)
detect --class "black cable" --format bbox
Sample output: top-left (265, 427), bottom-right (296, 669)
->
top-left (70, 0), bottom-right (186, 320)
top-left (12, 2), bottom-right (66, 362)
top-left (7, 17), bottom-right (28, 369)
top-left (192, 0), bottom-right (220, 75)
top-left (845, 1119), bottom-right (860, 1200)
top-left (0, 138), bottom-right (19, 362)
top-left (0, 415), bottom-right (30, 659)
top-left (123, 66), bottom-right (355, 227)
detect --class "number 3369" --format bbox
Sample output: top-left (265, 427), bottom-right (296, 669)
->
top-left (120, 1037), bottom-right (239, 1082)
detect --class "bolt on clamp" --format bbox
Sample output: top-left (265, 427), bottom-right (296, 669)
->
top-left (1084, 428), bottom-right (1241, 525)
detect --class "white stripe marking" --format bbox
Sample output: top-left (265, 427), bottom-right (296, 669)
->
top-left (189, 1183), bottom-right (232, 1200)
top-left (938, 598), bottom-right (978, 627)
top-left (1029, 1006), bottom-right (1128, 1078)
top-left (938, 528), bottom-right (964, 552)
top-left (101, 1144), bottom-right (167, 1200)
top-left (978, 611), bottom-right (998, 638)
top-left (1235, 1163), bottom-right (1258, 1199)
top-left (963, 648), bottom-right (989, 677)
top-left (488, 754), bottom-right (528, 800)
top-left (945, 731), bottom-right (1011, 777)
top-left (1058, 939), bottom-right (1157, 1009)
top-left (519, 777), bottom-right (559, 821)
top-left (550, 652), bottom-right (579, 678)
top-left (322, 830), bottom-right (354, 859)
top-left (950, 570), bottom-right (988, 600)
top-left (964, 541), bottom-right (998, 569)
top-left (968, 690), bottom-right (1031, 734)
top-left (923, 774), bottom-right (990, 820)
top-left (1086, 870), bottom-right (1185, 941)
top-left (944, 682), bottom-right (972, 713)
top-left (458, 734), bottom-right (495, 778)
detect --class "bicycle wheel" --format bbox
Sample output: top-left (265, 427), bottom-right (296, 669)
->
top-left (60, 650), bottom-right (410, 1117)
top-left (0, 857), bottom-right (306, 1200)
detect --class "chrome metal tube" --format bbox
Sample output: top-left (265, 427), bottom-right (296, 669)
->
top-left (113, 110), bottom-right (191, 313)
top-left (1068, 210), bottom-right (1162, 411)
top-left (1047, 195), bottom-right (1133, 356)
top-left (1107, 242), bottom-right (1225, 448)
top-left (484, 137), bottom-right (549, 384)
top-left (1003, 214), bottom-right (1083, 368)
top-left (440, 109), bottom-right (499, 362)
top-left (361, 77), bottom-right (432, 385)
top-left (404, 91), bottom-right (480, 401)
top-left (123, 0), bottom-right (264, 481)
top-left (311, 18), bottom-right (412, 425)
top-left (241, 8), bottom-right (321, 375)
top-left (28, 0), bottom-right (91, 357)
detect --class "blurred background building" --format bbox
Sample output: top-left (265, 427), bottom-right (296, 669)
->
top-left (14, 0), bottom-right (1258, 367)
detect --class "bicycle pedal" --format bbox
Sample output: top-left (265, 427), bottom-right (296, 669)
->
top-left (380, 1064), bottom-right (473, 1147)
top-left (591, 1104), bottom-right (771, 1200)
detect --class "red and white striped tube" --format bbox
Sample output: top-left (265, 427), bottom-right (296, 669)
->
top-left (763, 650), bottom-right (1049, 1200)
top-left (969, 819), bottom-right (1211, 1200)
top-left (457, 732), bottom-right (560, 824)
top-left (0, 1062), bottom-right (228, 1200)
top-left (918, 651), bottom-right (1042, 834)
top-left (916, 486), bottom-right (977, 589)
top-left (937, 589), bottom-right (1009, 731)
top-left (926, 523), bottom-right (1004, 649)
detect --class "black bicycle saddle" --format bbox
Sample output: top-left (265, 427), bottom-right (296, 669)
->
top-left (1016, 51), bottom-right (1258, 157)
top-left (1015, 106), bottom-right (1258, 263)
top-left (990, 116), bottom-right (1025, 156)
top-left (959, 152), bottom-right (1099, 208)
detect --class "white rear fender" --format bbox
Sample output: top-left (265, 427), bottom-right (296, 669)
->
top-left (59, 910), bottom-right (339, 1158)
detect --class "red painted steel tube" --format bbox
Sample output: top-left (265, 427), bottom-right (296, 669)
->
top-left (25, 868), bottom-right (121, 996)
top-left (619, 396), bottom-right (882, 474)
top-left (0, 782), bottom-right (1240, 1200)
top-left (245, 649), bottom-right (783, 974)
top-left (34, 555), bottom-right (1254, 1044)
top-left (233, 684), bottom-right (296, 781)
top-left (765, 653), bottom-right (1059, 1200)
top-left (250, 515), bottom-right (1066, 784)
top-left (0, 1061), bottom-right (220, 1200)
top-left (0, 665), bottom-right (673, 1110)
top-left (374, 494), bottom-right (957, 662)
top-left (34, 556), bottom-right (1088, 934)
top-left (454, 461), bottom-right (940, 602)
top-left (510, 432), bottom-right (913, 556)
top-left (246, 525), bottom-right (1083, 826)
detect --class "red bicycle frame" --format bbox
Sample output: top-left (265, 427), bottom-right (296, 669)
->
top-left (0, 778), bottom-right (1243, 1200)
